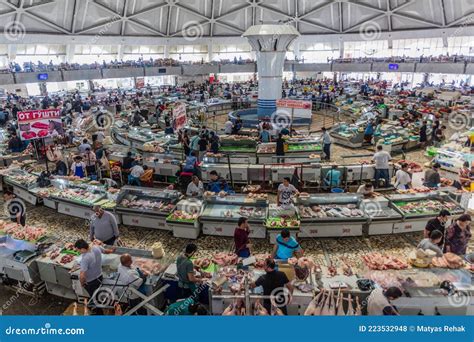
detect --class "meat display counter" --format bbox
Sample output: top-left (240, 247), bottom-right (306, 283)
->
top-left (297, 194), bottom-right (367, 238)
top-left (142, 154), bottom-right (182, 178)
top-left (167, 198), bottom-right (203, 239)
top-left (107, 144), bottom-right (132, 164)
top-left (257, 137), bottom-right (323, 164)
top-left (387, 193), bottom-right (465, 233)
top-left (200, 194), bottom-right (268, 239)
top-left (330, 123), bottom-right (365, 148)
top-left (0, 226), bottom-right (54, 296)
top-left (42, 178), bottom-right (116, 220)
top-left (3, 168), bottom-right (40, 205)
top-left (116, 186), bottom-right (182, 230)
top-left (266, 204), bottom-right (300, 243)
top-left (360, 196), bottom-right (403, 235)
top-left (218, 136), bottom-right (258, 163)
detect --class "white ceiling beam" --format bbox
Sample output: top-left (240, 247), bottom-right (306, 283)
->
top-left (439, 0), bottom-right (447, 27)
top-left (298, 2), bottom-right (333, 20)
top-left (214, 20), bottom-right (245, 34)
top-left (127, 19), bottom-right (165, 36)
top-left (342, 13), bottom-right (386, 33)
top-left (447, 12), bottom-right (474, 27)
top-left (214, 4), bottom-right (251, 20)
top-left (127, 3), bottom-right (168, 20)
top-left (347, 0), bottom-right (386, 14)
top-left (22, 11), bottom-right (71, 34)
top-left (391, 12), bottom-right (442, 27)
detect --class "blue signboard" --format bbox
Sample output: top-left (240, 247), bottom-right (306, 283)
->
top-left (388, 63), bottom-right (399, 71)
top-left (37, 73), bottom-right (49, 81)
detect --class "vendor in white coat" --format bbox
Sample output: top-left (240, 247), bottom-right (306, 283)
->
top-left (394, 163), bottom-right (412, 190)
top-left (367, 287), bottom-right (402, 315)
top-left (117, 254), bottom-right (148, 315)
top-left (186, 175), bottom-right (204, 197)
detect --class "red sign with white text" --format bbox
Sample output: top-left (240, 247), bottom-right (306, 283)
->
top-left (276, 99), bottom-right (312, 110)
top-left (17, 109), bottom-right (64, 141)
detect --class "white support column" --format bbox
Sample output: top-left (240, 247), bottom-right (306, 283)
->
top-left (293, 41), bottom-right (301, 62)
top-left (442, 36), bottom-right (448, 49)
top-left (117, 45), bottom-right (124, 61)
top-left (208, 42), bottom-right (214, 62)
top-left (7, 45), bottom-right (17, 62)
top-left (164, 44), bottom-right (170, 58)
top-left (65, 44), bottom-right (75, 63)
top-left (339, 40), bottom-right (344, 58)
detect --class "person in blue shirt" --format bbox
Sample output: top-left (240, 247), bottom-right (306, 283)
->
top-left (0, 109), bottom-right (6, 126)
top-left (271, 229), bottom-right (303, 261)
top-left (207, 170), bottom-right (231, 194)
top-left (183, 151), bottom-right (199, 174)
top-left (364, 120), bottom-right (375, 144)
top-left (324, 165), bottom-right (341, 188)
top-left (259, 127), bottom-right (271, 143)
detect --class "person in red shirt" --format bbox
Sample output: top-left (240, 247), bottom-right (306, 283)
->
top-left (234, 217), bottom-right (251, 258)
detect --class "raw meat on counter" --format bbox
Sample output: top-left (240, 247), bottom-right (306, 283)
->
top-left (213, 252), bottom-right (238, 266)
top-left (393, 200), bottom-right (460, 215)
top-left (0, 221), bottom-right (47, 242)
top-left (265, 216), bottom-right (300, 229)
top-left (194, 258), bottom-right (212, 269)
top-left (253, 254), bottom-right (271, 269)
top-left (56, 188), bottom-right (103, 204)
top-left (299, 205), bottom-right (364, 219)
top-left (431, 253), bottom-right (464, 269)
top-left (121, 199), bottom-right (174, 212)
top-left (362, 252), bottom-right (409, 270)
top-left (167, 210), bottom-right (199, 222)
top-left (60, 254), bottom-right (75, 265)
top-left (133, 258), bottom-right (163, 275)
top-left (304, 290), bottom-right (360, 316)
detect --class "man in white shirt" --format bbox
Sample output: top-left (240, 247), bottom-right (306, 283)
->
top-left (117, 254), bottom-right (147, 315)
top-left (357, 182), bottom-right (375, 196)
top-left (394, 163), bottom-right (412, 190)
top-left (78, 139), bottom-right (91, 154)
top-left (224, 119), bottom-right (233, 135)
top-left (321, 127), bottom-right (332, 161)
top-left (373, 145), bottom-right (392, 188)
top-left (96, 130), bottom-right (106, 143)
top-left (277, 177), bottom-right (299, 210)
top-left (128, 164), bottom-right (144, 186)
top-left (186, 176), bottom-right (204, 197)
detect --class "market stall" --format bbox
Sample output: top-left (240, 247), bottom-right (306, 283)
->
top-left (297, 194), bottom-right (367, 238)
top-left (40, 178), bottom-right (116, 221)
top-left (387, 193), bottom-right (465, 233)
top-left (116, 186), bottom-right (182, 230)
top-left (167, 198), bottom-right (203, 239)
top-left (200, 194), bottom-right (268, 238)
top-left (4, 168), bottom-right (40, 205)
